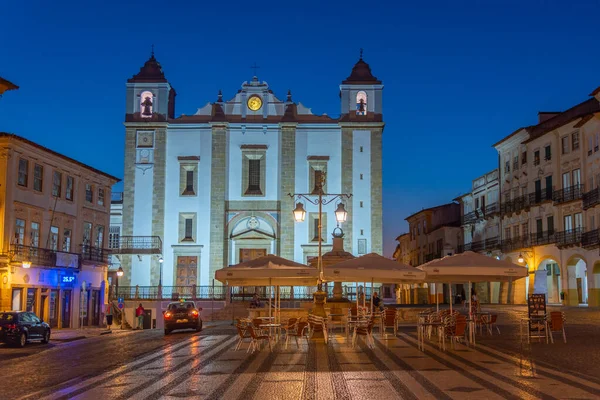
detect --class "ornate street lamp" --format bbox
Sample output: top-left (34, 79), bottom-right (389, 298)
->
top-left (22, 261), bottom-right (31, 269)
top-left (289, 173), bottom-right (351, 320)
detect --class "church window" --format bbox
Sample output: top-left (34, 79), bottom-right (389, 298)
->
top-left (241, 146), bottom-right (266, 197)
top-left (140, 91), bottom-right (154, 117)
top-left (360, 201), bottom-right (363, 208)
top-left (360, 173), bottom-right (363, 180)
top-left (307, 156), bottom-right (328, 195)
top-left (312, 169), bottom-right (325, 194)
top-left (179, 213), bottom-right (197, 243)
top-left (33, 164), bottom-right (43, 192)
top-left (178, 158), bottom-right (199, 197)
top-left (66, 176), bottom-right (74, 201)
top-left (247, 160), bottom-right (261, 194)
top-left (18, 158), bottom-right (28, 187)
top-left (309, 212), bottom-right (327, 243)
top-left (52, 171), bottom-right (62, 197)
top-left (356, 91), bottom-right (367, 116)
top-left (360, 146), bottom-right (363, 152)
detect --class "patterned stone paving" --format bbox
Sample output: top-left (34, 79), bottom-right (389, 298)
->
top-left (21, 328), bottom-right (600, 400)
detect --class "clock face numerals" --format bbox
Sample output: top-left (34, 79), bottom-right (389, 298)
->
top-left (247, 95), bottom-right (262, 111)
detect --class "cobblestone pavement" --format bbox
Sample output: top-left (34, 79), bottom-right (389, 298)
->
top-left (2, 307), bottom-right (599, 399)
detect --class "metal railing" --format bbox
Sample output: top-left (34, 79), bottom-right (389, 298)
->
top-left (458, 236), bottom-right (500, 254)
top-left (114, 285), bottom-right (227, 300)
top-left (10, 244), bottom-right (82, 269)
top-left (501, 236), bottom-right (530, 253)
top-left (583, 188), bottom-right (599, 209)
top-left (529, 188), bottom-right (554, 205)
top-left (529, 230), bottom-right (557, 246)
top-left (111, 236), bottom-right (162, 254)
top-left (80, 245), bottom-right (111, 263)
top-left (461, 211), bottom-right (479, 225)
top-left (553, 184), bottom-right (584, 204)
top-left (555, 228), bottom-right (583, 247)
top-left (484, 203), bottom-right (500, 217)
top-left (582, 229), bottom-right (600, 248)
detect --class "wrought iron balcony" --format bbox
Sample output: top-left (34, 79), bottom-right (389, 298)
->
top-left (582, 229), bottom-right (600, 248)
top-left (501, 236), bottom-right (530, 253)
top-left (109, 236), bottom-right (162, 255)
top-left (583, 188), bottom-right (599, 210)
top-left (461, 211), bottom-right (479, 225)
top-left (458, 236), bottom-right (500, 254)
top-left (529, 230), bottom-right (557, 246)
top-left (80, 245), bottom-right (111, 264)
top-left (553, 184), bottom-right (584, 205)
top-left (484, 203), bottom-right (500, 217)
top-left (529, 188), bottom-right (553, 206)
top-left (555, 228), bottom-right (583, 247)
top-left (10, 244), bottom-right (81, 269)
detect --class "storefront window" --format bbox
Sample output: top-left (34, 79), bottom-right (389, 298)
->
top-left (12, 288), bottom-right (22, 311)
top-left (26, 288), bottom-right (37, 312)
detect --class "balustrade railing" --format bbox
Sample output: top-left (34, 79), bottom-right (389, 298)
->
top-left (529, 230), bottom-right (557, 246)
top-left (554, 228), bottom-right (583, 247)
top-left (529, 188), bottom-right (553, 205)
top-left (553, 184), bottom-right (584, 204)
top-left (111, 236), bottom-right (162, 254)
top-left (10, 244), bottom-right (81, 269)
top-left (80, 245), bottom-right (111, 263)
top-left (583, 188), bottom-right (599, 209)
top-left (582, 229), bottom-right (600, 248)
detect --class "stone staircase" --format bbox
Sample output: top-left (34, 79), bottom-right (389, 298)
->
top-left (204, 301), bottom-right (251, 321)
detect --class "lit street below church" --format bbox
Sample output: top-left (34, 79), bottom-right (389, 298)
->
top-left (2, 306), bottom-right (600, 400)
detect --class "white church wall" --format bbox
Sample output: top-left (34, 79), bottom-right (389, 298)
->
top-left (353, 130), bottom-right (372, 255)
top-left (163, 128), bottom-right (213, 286)
top-left (228, 125), bottom-right (280, 201)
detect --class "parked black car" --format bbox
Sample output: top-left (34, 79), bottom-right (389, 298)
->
top-left (163, 300), bottom-right (202, 335)
top-left (0, 311), bottom-right (51, 347)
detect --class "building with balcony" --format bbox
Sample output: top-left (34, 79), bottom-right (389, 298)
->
top-left (394, 203), bottom-right (461, 304)
top-left (117, 52), bottom-right (384, 287)
top-left (491, 85), bottom-right (600, 306)
top-left (0, 133), bottom-right (120, 328)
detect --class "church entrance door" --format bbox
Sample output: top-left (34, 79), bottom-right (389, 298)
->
top-left (176, 256), bottom-right (198, 286)
top-left (239, 249), bottom-right (266, 263)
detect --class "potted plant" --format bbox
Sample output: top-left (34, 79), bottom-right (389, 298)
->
top-left (560, 291), bottom-right (565, 300)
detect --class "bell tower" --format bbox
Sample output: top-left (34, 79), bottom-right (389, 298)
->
top-left (339, 50), bottom-right (384, 256)
top-left (121, 50), bottom-right (175, 286)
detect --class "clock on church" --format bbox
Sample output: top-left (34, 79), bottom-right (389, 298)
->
top-left (247, 95), bottom-right (262, 111)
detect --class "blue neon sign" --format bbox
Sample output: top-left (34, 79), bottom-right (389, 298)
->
top-left (62, 275), bottom-right (76, 284)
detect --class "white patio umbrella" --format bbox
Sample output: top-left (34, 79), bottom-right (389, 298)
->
top-left (324, 253), bottom-right (426, 311)
top-left (215, 254), bottom-right (319, 321)
top-left (418, 251), bottom-right (528, 315)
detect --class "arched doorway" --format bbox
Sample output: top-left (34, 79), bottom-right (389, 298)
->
top-left (566, 255), bottom-right (587, 305)
top-left (537, 258), bottom-right (562, 304)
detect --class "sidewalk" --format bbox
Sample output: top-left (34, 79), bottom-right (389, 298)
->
top-left (51, 327), bottom-right (138, 342)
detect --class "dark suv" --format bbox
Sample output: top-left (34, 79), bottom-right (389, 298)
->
top-left (0, 311), bottom-right (51, 347)
top-left (163, 301), bottom-right (202, 335)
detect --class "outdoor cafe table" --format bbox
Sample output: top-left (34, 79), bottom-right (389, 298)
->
top-left (260, 323), bottom-right (282, 342)
top-left (417, 321), bottom-right (443, 351)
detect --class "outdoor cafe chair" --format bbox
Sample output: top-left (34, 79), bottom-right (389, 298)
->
top-left (327, 307), bottom-right (346, 334)
top-left (285, 321), bottom-right (309, 349)
top-left (247, 325), bottom-right (272, 353)
top-left (235, 323), bottom-right (252, 352)
top-left (352, 318), bottom-right (375, 348)
top-left (307, 314), bottom-right (328, 343)
top-left (382, 308), bottom-right (397, 336)
top-left (548, 311), bottom-right (567, 344)
top-left (446, 315), bottom-right (467, 350)
top-left (481, 314), bottom-right (500, 335)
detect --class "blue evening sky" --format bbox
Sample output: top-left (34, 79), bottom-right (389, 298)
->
top-left (1, 1), bottom-right (599, 256)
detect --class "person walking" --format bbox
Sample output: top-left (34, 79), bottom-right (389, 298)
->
top-left (136, 303), bottom-right (145, 330)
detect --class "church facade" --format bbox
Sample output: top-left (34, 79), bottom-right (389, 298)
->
top-left (116, 53), bottom-right (384, 287)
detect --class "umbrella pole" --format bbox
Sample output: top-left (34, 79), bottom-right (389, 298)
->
top-left (356, 282), bottom-right (359, 311)
top-left (269, 281), bottom-right (272, 319)
top-left (449, 283), bottom-right (453, 314)
top-left (363, 281), bottom-right (366, 309)
top-left (370, 278), bottom-right (374, 312)
top-left (435, 283), bottom-right (439, 312)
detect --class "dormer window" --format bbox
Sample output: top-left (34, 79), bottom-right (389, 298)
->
top-left (356, 91), bottom-right (367, 116)
top-left (140, 91), bottom-right (153, 117)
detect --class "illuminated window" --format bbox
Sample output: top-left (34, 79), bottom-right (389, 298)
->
top-left (356, 91), bottom-right (367, 116)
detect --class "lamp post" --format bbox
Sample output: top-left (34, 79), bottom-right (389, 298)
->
top-left (116, 266), bottom-right (124, 329)
top-left (289, 174), bottom-right (351, 318)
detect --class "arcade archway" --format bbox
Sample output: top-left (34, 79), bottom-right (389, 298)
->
top-left (537, 258), bottom-right (562, 304)
top-left (566, 255), bottom-right (588, 305)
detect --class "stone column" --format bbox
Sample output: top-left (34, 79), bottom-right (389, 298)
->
top-left (279, 124), bottom-right (296, 260)
top-left (151, 128), bottom-right (167, 285)
top-left (370, 128), bottom-right (383, 255)
top-left (566, 264), bottom-right (578, 306)
top-left (209, 124), bottom-right (228, 282)
top-left (341, 128), bottom-right (353, 253)
top-left (121, 128), bottom-right (137, 285)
